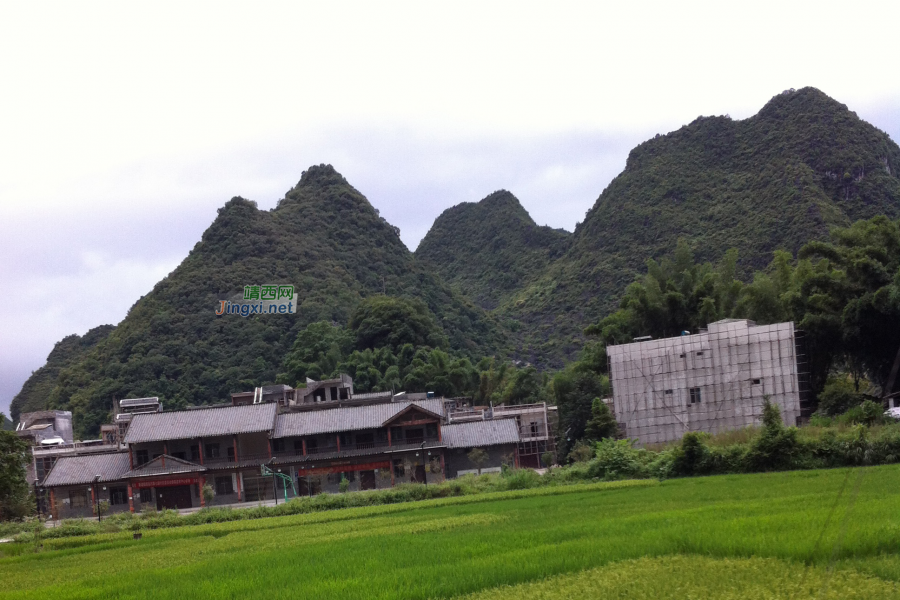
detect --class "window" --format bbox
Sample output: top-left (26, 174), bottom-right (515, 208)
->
top-left (70, 489), bottom-right (89, 508)
top-left (190, 445), bottom-right (200, 462)
top-left (109, 486), bottom-right (127, 506)
top-left (272, 439), bottom-right (285, 453)
top-left (293, 440), bottom-right (304, 455)
top-left (227, 446), bottom-right (235, 462)
top-left (171, 451), bottom-right (186, 460)
top-left (679, 353), bottom-right (685, 358)
top-left (530, 421), bottom-right (539, 436)
top-left (405, 428), bottom-right (424, 444)
top-left (139, 488), bottom-right (152, 503)
top-left (307, 439), bottom-right (318, 453)
top-left (339, 388), bottom-right (349, 400)
top-left (664, 389), bottom-right (673, 395)
top-left (393, 458), bottom-right (405, 477)
top-left (752, 378), bottom-right (761, 385)
top-left (135, 450), bottom-right (149, 466)
top-left (689, 387), bottom-right (702, 405)
top-left (425, 423), bottom-right (438, 439)
top-left (215, 476), bottom-right (234, 495)
top-left (205, 443), bottom-right (220, 459)
top-left (696, 351), bottom-right (704, 356)
top-left (330, 387), bottom-right (338, 401)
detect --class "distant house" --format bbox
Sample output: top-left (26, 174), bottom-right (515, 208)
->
top-left (607, 319), bottom-right (811, 445)
top-left (37, 375), bottom-right (556, 519)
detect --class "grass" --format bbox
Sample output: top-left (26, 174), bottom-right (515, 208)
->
top-left (1, 466), bottom-right (899, 599)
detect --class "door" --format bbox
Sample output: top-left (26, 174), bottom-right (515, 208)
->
top-left (359, 470), bottom-right (376, 490)
top-left (156, 485), bottom-right (193, 510)
top-left (413, 464), bottom-right (426, 483)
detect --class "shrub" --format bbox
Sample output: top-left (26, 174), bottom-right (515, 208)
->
top-left (745, 399), bottom-right (799, 471)
top-left (201, 484), bottom-right (215, 506)
top-left (339, 476), bottom-right (350, 494)
top-left (588, 439), bottom-right (651, 480)
top-left (568, 441), bottom-right (595, 463)
top-left (541, 452), bottom-right (555, 468)
top-left (671, 432), bottom-right (713, 476)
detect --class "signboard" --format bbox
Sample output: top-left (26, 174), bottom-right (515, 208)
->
top-left (131, 477), bottom-right (200, 490)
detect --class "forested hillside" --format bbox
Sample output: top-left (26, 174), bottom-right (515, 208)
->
top-left (415, 190), bottom-right (570, 310)
top-left (9, 325), bottom-right (114, 419)
top-left (11, 165), bottom-right (505, 436)
top-left (500, 87), bottom-right (900, 367)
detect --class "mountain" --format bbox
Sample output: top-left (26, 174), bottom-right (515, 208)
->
top-left (10, 325), bottom-right (114, 422)
top-left (498, 87), bottom-right (900, 367)
top-left (415, 190), bottom-right (570, 310)
top-left (13, 165), bottom-right (505, 436)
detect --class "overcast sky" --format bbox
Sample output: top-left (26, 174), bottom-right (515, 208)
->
top-left (1, 1), bottom-right (899, 420)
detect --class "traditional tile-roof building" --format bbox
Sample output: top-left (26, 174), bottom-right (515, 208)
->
top-left (38, 376), bottom-right (555, 519)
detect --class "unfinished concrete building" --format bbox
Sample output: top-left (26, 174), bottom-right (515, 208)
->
top-left (607, 319), bottom-right (811, 445)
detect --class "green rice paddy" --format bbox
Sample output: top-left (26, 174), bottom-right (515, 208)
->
top-left (2, 467), bottom-right (899, 599)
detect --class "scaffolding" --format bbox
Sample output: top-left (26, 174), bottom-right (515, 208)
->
top-left (606, 319), bottom-right (808, 446)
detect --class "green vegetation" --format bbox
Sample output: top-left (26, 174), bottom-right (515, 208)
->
top-left (463, 556), bottom-right (899, 600)
top-left (0, 416), bottom-right (30, 521)
top-left (415, 190), bottom-right (570, 311)
top-left (7, 479), bottom-right (651, 544)
top-left (3, 466), bottom-right (900, 598)
top-left (502, 87), bottom-right (900, 367)
top-left (12, 166), bottom-right (506, 436)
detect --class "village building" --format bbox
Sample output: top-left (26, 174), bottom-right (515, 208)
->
top-left (606, 319), bottom-right (811, 445)
top-left (35, 375), bottom-right (555, 518)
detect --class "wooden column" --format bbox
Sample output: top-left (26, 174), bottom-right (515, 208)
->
top-left (162, 443), bottom-right (167, 468)
top-left (236, 473), bottom-right (243, 502)
top-left (336, 435), bottom-right (341, 452)
top-left (129, 448), bottom-right (134, 469)
top-left (267, 438), bottom-right (273, 459)
top-left (437, 425), bottom-right (442, 442)
top-left (302, 438), bottom-right (307, 456)
top-left (440, 454), bottom-right (446, 482)
top-left (49, 489), bottom-right (57, 520)
top-left (387, 429), bottom-right (392, 447)
top-left (198, 438), bottom-right (204, 465)
top-left (127, 484), bottom-right (134, 513)
top-left (90, 485), bottom-right (95, 506)
top-left (233, 435), bottom-right (239, 462)
top-left (198, 477), bottom-right (206, 508)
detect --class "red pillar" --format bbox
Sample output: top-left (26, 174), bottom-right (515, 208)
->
top-left (90, 485), bottom-right (95, 506)
top-left (437, 424), bottom-right (442, 442)
top-left (336, 435), bottom-right (341, 452)
top-left (267, 438), bottom-right (272, 459)
top-left (387, 429), bottom-right (392, 447)
top-left (162, 443), bottom-right (167, 468)
top-left (233, 435), bottom-right (239, 462)
top-left (199, 477), bottom-right (206, 508)
top-left (236, 473), bottom-right (243, 502)
top-left (127, 484), bottom-right (134, 513)
top-left (129, 448), bottom-right (134, 470)
top-left (302, 438), bottom-right (307, 456)
top-left (198, 438), bottom-right (204, 465)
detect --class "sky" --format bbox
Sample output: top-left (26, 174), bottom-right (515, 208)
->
top-left (1, 1), bottom-right (899, 420)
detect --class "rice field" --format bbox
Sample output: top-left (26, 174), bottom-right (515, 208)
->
top-left (2, 466), bottom-right (899, 599)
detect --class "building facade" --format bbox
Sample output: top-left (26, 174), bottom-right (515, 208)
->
top-left (38, 377), bottom-right (553, 519)
top-left (607, 319), bottom-right (810, 445)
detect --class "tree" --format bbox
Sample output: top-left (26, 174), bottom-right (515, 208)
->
top-left (466, 448), bottom-right (489, 475)
top-left (0, 415), bottom-right (31, 521)
top-left (553, 370), bottom-right (607, 459)
top-left (584, 398), bottom-right (618, 441)
top-left (349, 296), bottom-right (448, 354)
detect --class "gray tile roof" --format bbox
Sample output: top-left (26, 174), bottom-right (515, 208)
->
top-left (42, 452), bottom-right (131, 487)
top-left (121, 455), bottom-right (207, 479)
top-left (442, 419), bottom-right (520, 448)
top-left (273, 399), bottom-right (445, 438)
top-left (124, 403), bottom-right (278, 444)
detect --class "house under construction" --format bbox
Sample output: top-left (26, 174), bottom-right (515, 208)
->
top-left (606, 319), bottom-right (811, 445)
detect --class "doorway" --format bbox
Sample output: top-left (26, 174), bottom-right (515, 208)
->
top-left (359, 470), bottom-right (376, 490)
top-left (156, 485), bottom-right (193, 510)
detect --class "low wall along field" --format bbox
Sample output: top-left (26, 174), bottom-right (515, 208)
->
top-left (2, 466), bottom-right (900, 599)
